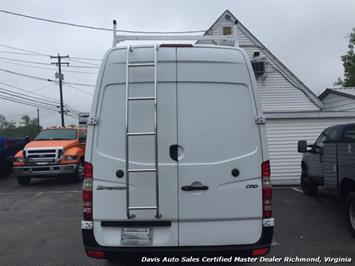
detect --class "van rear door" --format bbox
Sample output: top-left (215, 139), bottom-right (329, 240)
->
top-left (176, 47), bottom-right (263, 246)
top-left (91, 47), bottom-right (179, 247)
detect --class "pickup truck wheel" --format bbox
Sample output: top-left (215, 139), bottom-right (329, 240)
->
top-left (17, 176), bottom-right (31, 185)
top-left (301, 168), bottom-right (318, 196)
top-left (346, 192), bottom-right (355, 238)
top-left (74, 159), bottom-right (84, 183)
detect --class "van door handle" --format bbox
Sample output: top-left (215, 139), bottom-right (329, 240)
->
top-left (181, 185), bottom-right (209, 191)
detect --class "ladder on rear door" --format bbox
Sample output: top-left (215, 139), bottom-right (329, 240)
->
top-left (125, 45), bottom-right (161, 219)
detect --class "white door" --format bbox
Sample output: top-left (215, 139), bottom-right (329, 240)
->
top-left (92, 47), bottom-right (179, 247)
top-left (176, 47), bottom-right (263, 246)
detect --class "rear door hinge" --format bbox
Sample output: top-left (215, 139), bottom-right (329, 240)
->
top-left (255, 116), bottom-right (265, 124)
top-left (87, 117), bottom-right (99, 126)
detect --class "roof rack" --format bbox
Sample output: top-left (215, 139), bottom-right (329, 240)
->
top-left (112, 20), bottom-right (239, 47)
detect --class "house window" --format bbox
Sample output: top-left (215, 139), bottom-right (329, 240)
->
top-left (223, 27), bottom-right (232, 35)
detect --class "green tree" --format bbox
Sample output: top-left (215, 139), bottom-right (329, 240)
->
top-left (19, 115), bottom-right (31, 127)
top-left (0, 114), bottom-right (16, 136)
top-left (335, 28), bottom-right (355, 87)
top-left (0, 114), bottom-right (41, 138)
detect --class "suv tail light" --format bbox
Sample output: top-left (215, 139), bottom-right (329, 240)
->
top-left (252, 247), bottom-right (269, 257)
top-left (86, 250), bottom-right (105, 259)
top-left (262, 160), bottom-right (272, 218)
top-left (83, 162), bottom-right (93, 221)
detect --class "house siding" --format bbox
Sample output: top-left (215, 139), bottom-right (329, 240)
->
top-left (322, 93), bottom-right (355, 111)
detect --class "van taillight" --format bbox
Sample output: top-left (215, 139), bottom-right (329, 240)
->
top-left (262, 160), bottom-right (271, 178)
top-left (83, 162), bottom-right (93, 221)
top-left (84, 162), bottom-right (93, 179)
top-left (262, 160), bottom-right (272, 218)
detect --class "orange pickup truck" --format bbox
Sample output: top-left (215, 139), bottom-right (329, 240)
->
top-left (13, 127), bottom-right (87, 185)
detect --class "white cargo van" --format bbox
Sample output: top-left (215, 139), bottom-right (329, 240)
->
top-left (81, 29), bottom-right (274, 262)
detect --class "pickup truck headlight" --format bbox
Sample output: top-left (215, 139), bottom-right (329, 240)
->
top-left (14, 157), bottom-right (24, 162)
top-left (58, 149), bottom-right (64, 159)
top-left (64, 155), bottom-right (78, 161)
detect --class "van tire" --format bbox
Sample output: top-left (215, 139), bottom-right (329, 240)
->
top-left (17, 176), bottom-right (31, 185)
top-left (301, 167), bottom-right (318, 196)
top-left (74, 159), bottom-right (84, 183)
top-left (346, 192), bottom-right (355, 238)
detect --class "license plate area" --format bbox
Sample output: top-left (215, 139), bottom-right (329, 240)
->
top-left (121, 228), bottom-right (152, 245)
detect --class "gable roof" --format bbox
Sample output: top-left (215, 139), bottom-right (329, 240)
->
top-left (199, 10), bottom-right (323, 109)
top-left (319, 87), bottom-right (355, 100)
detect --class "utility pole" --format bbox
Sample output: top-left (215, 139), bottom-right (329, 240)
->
top-left (50, 54), bottom-right (69, 127)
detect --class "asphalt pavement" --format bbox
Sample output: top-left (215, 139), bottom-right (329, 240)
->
top-left (0, 174), bottom-right (354, 266)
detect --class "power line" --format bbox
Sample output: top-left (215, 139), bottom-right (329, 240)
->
top-left (0, 48), bottom-right (101, 62)
top-left (0, 50), bottom-right (47, 57)
top-left (0, 59), bottom-right (58, 71)
top-left (0, 67), bottom-right (53, 81)
top-left (0, 55), bottom-right (99, 70)
top-left (0, 67), bottom-right (95, 87)
top-left (61, 68), bottom-right (97, 75)
top-left (0, 56), bottom-right (51, 65)
top-left (0, 9), bottom-right (206, 34)
top-left (64, 83), bottom-right (93, 96)
top-left (0, 59), bottom-right (97, 74)
top-left (0, 44), bottom-right (49, 56)
top-left (63, 81), bottom-right (95, 88)
top-left (0, 85), bottom-right (58, 105)
top-left (0, 94), bottom-right (79, 119)
top-left (0, 94), bottom-right (58, 112)
top-left (0, 87), bottom-right (80, 114)
top-left (0, 49), bottom-right (101, 62)
top-left (0, 88), bottom-right (58, 108)
top-left (65, 65), bottom-right (99, 69)
top-left (31, 83), bottom-right (57, 92)
top-left (0, 82), bottom-right (57, 103)
top-left (63, 81), bottom-right (95, 87)
top-left (0, 82), bottom-right (81, 113)
top-left (69, 58), bottom-right (100, 66)
top-left (70, 56), bottom-right (101, 61)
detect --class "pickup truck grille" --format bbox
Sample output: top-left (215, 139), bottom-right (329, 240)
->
top-left (25, 148), bottom-right (63, 164)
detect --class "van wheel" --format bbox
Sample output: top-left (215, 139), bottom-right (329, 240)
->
top-left (301, 167), bottom-right (318, 196)
top-left (17, 176), bottom-right (31, 185)
top-left (346, 192), bottom-right (355, 238)
top-left (74, 159), bottom-right (84, 182)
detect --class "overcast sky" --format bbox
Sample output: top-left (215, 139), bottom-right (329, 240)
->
top-left (0, 0), bottom-right (354, 127)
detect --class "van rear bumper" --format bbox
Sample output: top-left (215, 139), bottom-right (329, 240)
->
top-left (82, 224), bottom-right (273, 260)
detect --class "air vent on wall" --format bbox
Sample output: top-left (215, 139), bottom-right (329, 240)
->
top-left (251, 61), bottom-right (265, 78)
top-left (251, 51), bottom-right (266, 78)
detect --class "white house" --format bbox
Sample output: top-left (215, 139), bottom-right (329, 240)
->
top-left (199, 10), bottom-right (355, 184)
top-left (319, 88), bottom-right (355, 111)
